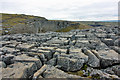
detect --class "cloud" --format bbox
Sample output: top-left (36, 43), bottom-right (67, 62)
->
top-left (0, 0), bottom-right (119, 21)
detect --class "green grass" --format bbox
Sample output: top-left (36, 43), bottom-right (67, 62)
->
top-left (1, 13), bottom-right (36, 27)
top-left (67, 70), bottom-right (84, 77)
top-left (76, 21), bottom-right (117, 27)
top-left (1, 13), bottom-right (46, 35)
top-left (57, 21), bottom-right (118, 33)
top-left (81, 64), bottom-right (88, 71)
top-left (66, 64), bottom-right (101, 79)
top-left (56, 23), bottom-right (92, 32)
top-left (67, 64), bottom-right (89, 77)
top-left (2, 18), bottom-right (26, 26)
top-left (1, 13), bottom-right (45, 27)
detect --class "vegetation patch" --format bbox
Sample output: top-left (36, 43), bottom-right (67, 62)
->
top-left (67, 70), bottom-right (84, 77)
top-left (1, 13), bottom-right (45, 35)
top-left (56, 23), bottom-right (92, 32)
top-left (67, 64), bottom-right (89, 77)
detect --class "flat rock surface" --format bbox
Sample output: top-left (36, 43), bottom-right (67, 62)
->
top-left (2, 54), bottom-right (42, 78)
top-left (0, 26), bottom-right (120, 79)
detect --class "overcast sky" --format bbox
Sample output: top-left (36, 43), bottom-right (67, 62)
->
top-left (0, 0), bottom-right (119, 21)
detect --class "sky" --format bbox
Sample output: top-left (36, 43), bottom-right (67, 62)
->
top-left (0, 0), bottom-right (119, 21)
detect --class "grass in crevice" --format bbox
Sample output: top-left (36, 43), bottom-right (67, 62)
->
top-left (67, 64), bottom-right (89, 77)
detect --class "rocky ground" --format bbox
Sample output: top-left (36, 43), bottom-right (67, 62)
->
top-left (0, 26), bottom-right (120, 80)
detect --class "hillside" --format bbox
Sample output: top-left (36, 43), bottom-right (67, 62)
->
top-left (76, 21), bottom-right (118, 27)
top-left (0, 13), bottom-right (92, 35)
top-left (0, 13), bottom-right (118, 35)
top-left (0, 13), bottom-right (47, 35)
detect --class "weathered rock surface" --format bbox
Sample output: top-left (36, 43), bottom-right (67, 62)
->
top-left (42, 65), bottom-right (86, 78)
top-left (0, 26), bottom-right (120, 79)
top-left (2, 54), bottom-right (42, 78)
top-left (92, 49), bottom-right (120, 68)
top-left (82, 48), bottom-right (100, 68)
top-left (0, 61), bottom-right (7, 68)
top-left (90, 69), bottom-right (120, 79)
top-left (56, 48), bottom-right (88, 71)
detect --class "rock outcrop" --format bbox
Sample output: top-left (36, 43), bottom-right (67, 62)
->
top-left (2, 13), bottom-right (80, 34)
top-left (0, 25), bottom-right (120, 80)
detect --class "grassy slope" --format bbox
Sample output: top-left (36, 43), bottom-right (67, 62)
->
top-left (55, 21), bottom-right (117, 32)
top-left (0, 13), bottom-right (46, 35)
top-left (56, 23), bottom-right (92, 32)
top-left (1, 13), bottom-right (45, 27)
top-left (77, 21), bottom-right (118, 27)
top-left (0, 13), bottom-right (92, 34)
top-left (0, 13), bottom-right (117, 35)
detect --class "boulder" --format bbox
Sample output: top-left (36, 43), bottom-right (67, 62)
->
top-left (5, 41), bottom-right (21, 48)
top-left (46, 39), bottom-right (69, 46)
top-left (58, 34), bottom-right (73, 39)
top-left (90, 69), bottom-right (120, 79)
top-left (53, 52), bottom-right (60, 58)
top-left (1, 54), bottom-right (14, 65)
top-left (101, 38), bottom-right (114, 46)
top-left (95, 33), bottom-right (107, 38)
top-left (2, 54), bottom-right (42, 78)
top-left (41, 43), bottom-right (60, 47)
top-left (27, 52), bottom-right (47, 64)
top-left (0, 47), bottom-right (20, 54)
top-left (82, 48), bottom-right (100, 68)
top-left (57, 57), bottom-right (84, 71)
top-left (114, 39), bottom-right (120, 47)
top-left (37, 49), bottom-right (53, 60)
top-left (111, 65), bottom-right (120, 77)
top-left (0, 61), bottom-right (7, 68)
top-left (16, 43), bottom-right (35, 51)
top-left (69, 48), bottom-right (88, 62)
top-left (102, 65), bottom-right (120, 77)
top-left (38, 46), bottom-right (57, 51)
top-left (46, 58), bottom-right (57, 66)
top-left (56, 48), bottom-right (88, 71)
top-left (57, 53), bottom-right (88, 71)
top-left (75, 40), bottom-right (89, 48)
top-left (33, 64), bottom-right (48, 79)
top-left (110, 46), bottom-right (120, 54)
top-left (75, 34), bottom-right (86, 38)
top-left (42, 65), bottom-right (81, 78)
top-left (92, 50), bottom-right (120, 68)
top-left (0, 41), bottom-right (12, 47)
top-left (55, 48), bottom-right (68, 54)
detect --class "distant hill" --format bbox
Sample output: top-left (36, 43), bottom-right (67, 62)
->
top-left (0, 13), bottom-right (92, 35)
top-left (100, 20), bottom-right (118, 22)
top-left (0, 13), bottom-right (118, 35)
top-left (75, 21), bottom-right (118, 27)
